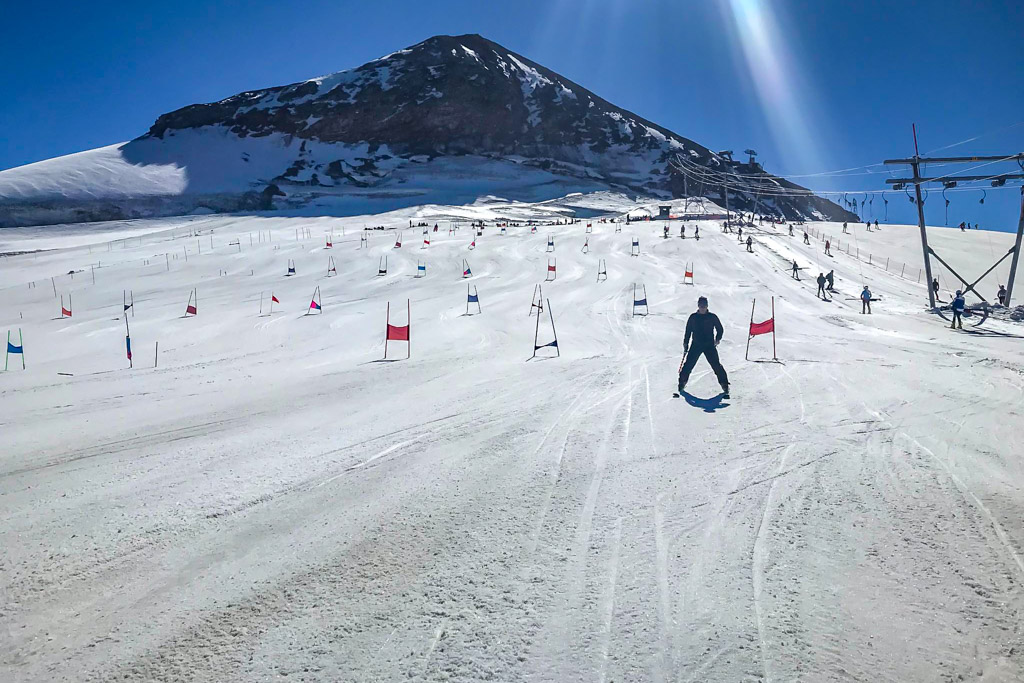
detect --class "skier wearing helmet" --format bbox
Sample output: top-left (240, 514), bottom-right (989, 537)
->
top-left (678, 296), bottom-right (730, 398)
top-left (951, 290), bottom-right (966, 329)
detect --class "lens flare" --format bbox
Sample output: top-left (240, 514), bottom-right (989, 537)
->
top-left (721, 0), bottom-right (828, 175)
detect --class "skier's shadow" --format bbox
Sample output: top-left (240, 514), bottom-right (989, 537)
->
top-left (682, 391), bottom-right (730, 413)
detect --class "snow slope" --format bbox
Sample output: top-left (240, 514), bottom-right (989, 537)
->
top-left (2, 194), bottom-right (1024, 681)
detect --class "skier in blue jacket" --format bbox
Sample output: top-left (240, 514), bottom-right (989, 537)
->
top-left (951, 290), bottom-right (966, 329)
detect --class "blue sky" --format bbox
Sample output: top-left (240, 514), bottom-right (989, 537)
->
top-left (2, 0), bottom-right (1021, 229)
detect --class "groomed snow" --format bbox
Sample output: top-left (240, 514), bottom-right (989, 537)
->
top-left (2, 194), bottom-right (1024, 681)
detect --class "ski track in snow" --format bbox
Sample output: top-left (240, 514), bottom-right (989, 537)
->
top-left (2, 196), bottom-right (1024, 681)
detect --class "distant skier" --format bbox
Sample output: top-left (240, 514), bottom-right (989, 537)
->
top-left (803, 231), bottom-right (810, 245)
top-left (865, 221), bottom-right (870, 231)
top-left (788, 225), bottom-right (794, 236)
top-left (694, 225), bottom-right (700, 241)
top-left (816, 273), bottom-right (828, 300)
top-left (931, 278), bottom-right (940, 299)
top-left (746, 236), bottom-right (754, 252)
top-left (874, 219), bottom-right (879, 229)
top-left (861, 285), bottom-right (873, 314)
top-left (998, 284), bottom-right (1007, 305)
top-left (951, 290), bottom-right (966, 329)
top-left (961, 222), bottom-right (966, 232)
top-left (738, 226), bottom-right (744, 241)
top-left (664, 225), bottom-right (670, 239)
top-left (678, 296), bottom-right (730, 398)
top-left (791, 260), bottom-right (800, 280)
top-left (825, 269), bottom-right (835, 291)
top-left (824, 240), bottom-right (831, 256)
top-left (680, 225), bottom-right (686, 239)
top-left (842, 221), bottom-right (849, 234)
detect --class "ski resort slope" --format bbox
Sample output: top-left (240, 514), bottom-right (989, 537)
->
top-left (2, 194), bottom-right (1024, 682)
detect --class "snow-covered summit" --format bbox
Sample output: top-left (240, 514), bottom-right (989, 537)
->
top-left (0, 34), bottom-right (854, 227)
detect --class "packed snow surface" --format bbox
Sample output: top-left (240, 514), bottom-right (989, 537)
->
top-left (2, 193), bottom-right (1024, 681)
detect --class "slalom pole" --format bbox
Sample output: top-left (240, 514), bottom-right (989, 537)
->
top-left (772, 296), bottom-right (777, 361)
top-left (384, 302), bottom-right (390, 359)
top-left (407, 299), bottom-right (411, 359)
top-left (260, 291), bottom-right (264, 315)
top-left (4, 331), bottom-right (8, 371)
top-left (547, 299), bottom-right (559, 357)
top-left (745, 299), bottom-right (755, 361)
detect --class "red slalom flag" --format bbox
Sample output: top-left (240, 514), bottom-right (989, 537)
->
top-left (386, 323), bottom-right (409, 341)
top-left (62, 306), bottom-right (72, 317)
top-left (186, 304), bottom-right (197, 315)
top-left (310, 299), bottom-right (321, 311)
top-left (749, 318), bottom-right (774, 336)
top-left (271, 295), bottom-right (280, 304)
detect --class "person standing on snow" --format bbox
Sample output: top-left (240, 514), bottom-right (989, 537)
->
top-left (824, 239), bottom-right (832, 256)
top-left (678, 296), bottom-right (730, 398)
top-left (932, 278), bottom-right (941, 300)
top-left (792, 260), bottom-right (800, 280)
top-left (816, 273), bottom-right (828, 300)
top-left (874, 219), bottom-right (879, 229)
top-left (826, 269), bottom-right (835, 291)
top-left (803, 230), bottom-right (811, 245)
top-left (842, 221), bottom-right (849, 234)
top-left (746, 236), bottom-right (754, 252)
top-left (861, 285), bottom-right (873, 314)
top-left (789, 225), bottom-right (794, 236)
top-left (998, 284), bottom-right (1007, 305)
top-left (694, 225), bottom-right (700, 241)
top-left (951, 291), bottom-right (966, 329)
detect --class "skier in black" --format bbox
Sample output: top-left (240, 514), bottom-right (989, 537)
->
top-left (816, 273), bottom-right (828, 300)
top-left (678, 296), bottom-right (730, 398)
top-left (788, 225), bottom-right (794, 236)
top-left (931, 278), bottom-right (941, 300)
top-left (825, 270), bottom-right (835, 291)
top-left (998, 284), bottom-right (1007, 305)
top-left (746, 236), bottom-right (753, 252)
top-left (694, 225), bottom-right (700, 240)
top-left (791, 260), bottom-right (800, 280)
top-left (803, 231), bottom-right (810, 245)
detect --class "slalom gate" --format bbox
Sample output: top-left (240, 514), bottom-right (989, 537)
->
top-left (384, 299), bottom-right (411, 359)
top-left (632, 284), bottom-right (649, 317)
top-left (745, 296), bottom-right (777, 361)
top-left (683, 262), bottom-right (694, 285)
top-left (307, 286), bottom-right (323, 315)
top-left (184, 289), bottom-right (198, 317)
top-left (546, 258), bottom-right (557, 281)
top-left (630, 237), bottom-right (640, 257)
top-left (529, 284), bottom-right (545, 316)
top-left (581, 237), bottom-right (589, 254)
top-left (394, 232), bottom-right (403, 249)
top-left (60, 294), bottom-right (72, 318)
top-left (327, 256), bottom-right (337, 276)
top-left (286, 259), bottom-right (296, 276)
top-left (415, 260), bottom-right (426, 278)
top-left (378, 256), bottom-right (388, 276)
top-left (466, 284), bottom-right (482, 315)
top-left (530, 298), bottom-right (559, 359)
top-left (462, 259), bottom-right (472, 278)
top-left (546, 236), bottom-right (555, 252)
top-left (597, 259), bottom-right (607, 282)
top-left (5, 329), bottom-right (25, 370)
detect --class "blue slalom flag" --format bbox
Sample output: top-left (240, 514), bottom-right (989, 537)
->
top-left (7, 340), bottom-right (22, 354)
top-left (635, 298), bottom-right (648, 306)
top-left (467, 293), bottom-right (479, 303)
top-left (125, 335), bottom-right (132, 361)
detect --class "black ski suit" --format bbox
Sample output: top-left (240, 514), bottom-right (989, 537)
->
top-left (679, 312), bottom-right (729, 393)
